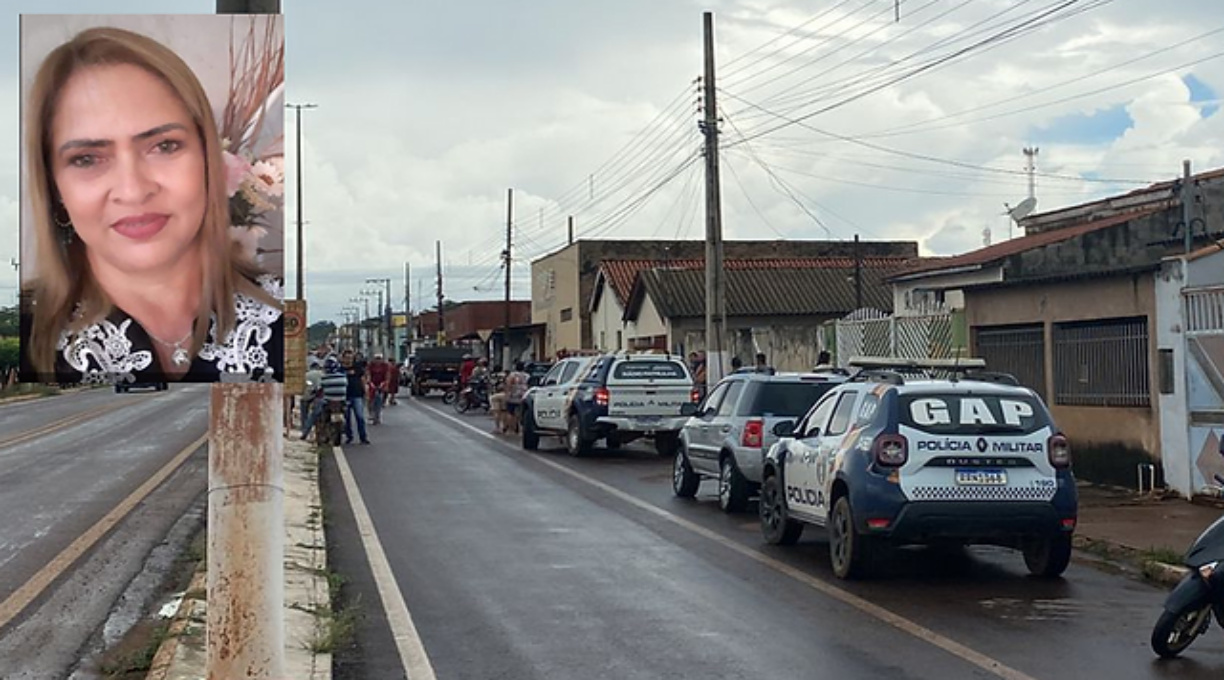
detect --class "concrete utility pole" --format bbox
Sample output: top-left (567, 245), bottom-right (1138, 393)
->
top-left (567, 216), bottom-right (574, 246)
top-left (210, 3), bottom-right (285, 680)
top-left (504, 189), bottom-right (513, 369)
top-left (436, 241), bottom-right (445, 345)
top-left (701, 11), bottom-right (727, 383)
top-left (367, 277), bottom-right (392, 356)
top-left (287, 102), bottom-right (318, 300)
top-left (411, 260), bottom-right (416, 357)
top-left (1183, 159), bottom-right (1193, 254)
top-left (854, 234), bottom-right (863, 311)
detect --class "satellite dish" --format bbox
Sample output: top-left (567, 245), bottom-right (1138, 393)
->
top-left (1004, 197), bottom-right (1037, 222)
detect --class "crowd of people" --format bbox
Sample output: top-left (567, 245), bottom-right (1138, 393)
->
top-left (300, 343), bottom-right (400, 445)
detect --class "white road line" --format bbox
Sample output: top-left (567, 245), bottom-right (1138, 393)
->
top-left (0, 433), bottom-right (206, 630)
top-left (333, 444), bottom-right (437, 680)
top-left (424, 403), bottom-right (1042, 680)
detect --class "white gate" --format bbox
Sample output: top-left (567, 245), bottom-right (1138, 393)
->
top-left (833, 309), bottom-right (959, 367)
top-left (1185, 285), bottom-right (1224, 495)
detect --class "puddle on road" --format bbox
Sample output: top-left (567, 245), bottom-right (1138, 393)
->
top-left (978, 597), bottom-right (1089, 621)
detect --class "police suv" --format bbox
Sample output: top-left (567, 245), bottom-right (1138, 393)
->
top-left (760, 357), bottom-right (1078, 580)
top-left (521, 353), bottom-right (696, 457)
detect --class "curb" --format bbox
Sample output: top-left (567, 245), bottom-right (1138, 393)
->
top-left (1142, 561), bottom-right (1190, 589)
top-left (144, 572), bottom-right (206, 680)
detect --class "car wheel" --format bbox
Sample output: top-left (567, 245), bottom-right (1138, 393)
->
top-left (522, 409), bottom-right (540, 451)
top-left (654, 432), bottom-right (680, 458)
top-left (718, 456), bottom-right (750, 514)
top-left (829, 495), bottom-right (874, 580)
top-left (567, 413), bottom-right (592, 457)
top-left (1151, 603), bottom-right (1212, 658)
top-left (672, 449), bottom-right (700, 498)
top-left (1022, 534), bottom-right (1073, 578)
top-left (760, 474), bottom-right (803, 546)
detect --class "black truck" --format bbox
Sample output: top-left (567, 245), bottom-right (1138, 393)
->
top-left (411, 346), bottom-right (467, 396)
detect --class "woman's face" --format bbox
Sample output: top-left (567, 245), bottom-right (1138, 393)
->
top-left (48, 63), bottom-right (207, 277)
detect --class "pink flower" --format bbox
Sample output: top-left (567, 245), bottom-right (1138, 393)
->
top-left (223, 152), bottom-right (251, 197)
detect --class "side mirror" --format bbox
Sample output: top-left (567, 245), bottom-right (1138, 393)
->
top-left (772, 420), bottom-right (796, 438)
top-left (680, 402), bottom-right (699, 417)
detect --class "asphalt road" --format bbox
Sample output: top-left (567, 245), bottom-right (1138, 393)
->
top-left (0, 385), bottom-right (209, 679)
top-left (323, 397), bottom-right (1224, 680)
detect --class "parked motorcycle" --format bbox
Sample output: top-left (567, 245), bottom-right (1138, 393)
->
top-left (1151, 514), bottom-right (1224, 658)
top-left (454, 381), bottom-right (490, 414)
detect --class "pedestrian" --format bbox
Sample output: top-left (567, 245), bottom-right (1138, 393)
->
top-left (20, 26), bottom-right (283, 385)
top-left (302, 357), bottom-right (346, 442)
top-left (301, 359), bottom-right (324, 430)
top-left (730, 356), bottom-right (744, 372)
top-left (814, 350), bottom-right (833, 371)
top-left (366, 353), bottom-right (390, 425)
top-left (387, 359), bottom-right (400, 406)
top-left (340, 349), bottom-right (370, 445)
top-left (504, 360), bottom-right (530, 434)
top-left (754, 352), bottom-right (774, 375)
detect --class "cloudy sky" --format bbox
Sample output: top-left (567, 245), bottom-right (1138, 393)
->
top-left (2, 0), bottom-right (1222, 329)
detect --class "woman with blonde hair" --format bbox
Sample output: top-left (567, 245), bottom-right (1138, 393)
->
top-left (20, 25), bottom-right (282, 385)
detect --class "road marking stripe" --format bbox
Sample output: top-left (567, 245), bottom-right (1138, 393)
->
top-left (0, 400), bottom-right (135, 451)
top-left (333, 444), bottom-right (437, 680)
top-left (0, 432), bottom-right (206, 631)
top-left (424, 403), bottom-right (1041, 680)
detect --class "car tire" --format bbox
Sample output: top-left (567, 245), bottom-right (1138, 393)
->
top-left (718, 456), bottom-right (750, 514)
top-left (760, 474), bottom-right (803, 545)
top-left (1151, 603), bottom-right (1212, 658)
top-left (829, 495), bottom-right (874, 580)
top-left (522, 408), bottom-right (540, 451)
top-left (654, 432), bottom-right (680, 458)
top-left (672, 449), bottom-right (700, 498)
top-left (567, 413), bottom-right (592, 457)
top-left (1022, 534), bottom-right (1073, 578)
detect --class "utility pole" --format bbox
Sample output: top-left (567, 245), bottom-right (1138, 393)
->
top-left (286, 102), bottom-right (318, 300)
top-left (411, 260), bottom-right (416, 357)
top-left (1183, 159), bottom-right (1193, 254)
top-left (366, 277), bottom-right (392, 356)
top-left (701, 11), bottom-right (727, 383)
top-left (1023, 146), bottom-right (1039, 201)
top-left (211, 3), bottom-right (284, 680)
top-left (436, 240), bottom-right (445, 345)
top-left (854, 234), bottom-right (863, 311)
top-left (568, 216), bottom-right (574, 246)
top-left (504, 189), bottom-right (513, 369)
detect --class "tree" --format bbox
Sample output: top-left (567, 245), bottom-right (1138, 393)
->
top-left (0, 337), bottom-right (18, 375)
top-left (306, 320), bottom-right (336, 347)
top-left (0, 306), bottom-right (17, 338)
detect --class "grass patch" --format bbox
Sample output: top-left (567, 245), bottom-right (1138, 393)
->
top-left (306, 593), bottom-right (361, 655)
top-left (1140, 547), bottom-right (1184, 565)
top-left (95, 619), bottom-right (171, 679)
top-left (0, 383), bottom-right (60, 400)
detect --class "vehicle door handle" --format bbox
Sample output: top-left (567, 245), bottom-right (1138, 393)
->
top-left (720, 426), bottom-right (733, 433)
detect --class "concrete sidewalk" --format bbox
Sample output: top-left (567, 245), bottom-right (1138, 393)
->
top-left (1074, 483), bottom-right (1223, 586)
top-left (145, 435), bottom-right (332, 680)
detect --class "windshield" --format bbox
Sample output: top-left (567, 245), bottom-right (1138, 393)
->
top-left (899, 393), bottom-right (1051, 435)
top-left (744, 381), bottom-right (838, 418)
top-left (612, 361), bottom-right (688, 380)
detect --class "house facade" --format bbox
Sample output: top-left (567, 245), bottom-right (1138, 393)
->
top-left (532, 238), bottom-right (918, 358)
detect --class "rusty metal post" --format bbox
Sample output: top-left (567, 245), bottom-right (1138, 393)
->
top-left (208, 383), bottom-right (285, 680)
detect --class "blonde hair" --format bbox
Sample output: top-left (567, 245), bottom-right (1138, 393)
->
top-left (24, 26), bottom-right (276, 377)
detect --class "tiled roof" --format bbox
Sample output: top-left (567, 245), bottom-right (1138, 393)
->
top-left (893, 207), bottom-right (1166, 280)
top-left (599, 256), bottom-right (908, 308)
top-left (626, 266), bottom-right (894, 320)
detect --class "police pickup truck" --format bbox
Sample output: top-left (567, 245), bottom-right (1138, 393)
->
top-left (760, 357), bottom-right (1077, 580)
top-left (521, 353), bottom-right (698, 457)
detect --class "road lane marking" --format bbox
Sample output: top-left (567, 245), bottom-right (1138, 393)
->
top-left (333, 444), bottom-right (437, 680)
top-left (0, 399), bottom-right (135, 451)
top-left (423, 403), bottom-right (1042, 680)
top-left (0, 432), bottom-right (206, 631)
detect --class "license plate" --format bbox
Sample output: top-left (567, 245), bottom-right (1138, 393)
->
top-left (955, 469), bottom-right (1007, 486)
top-left (635, 416), bottom-right (662, 425)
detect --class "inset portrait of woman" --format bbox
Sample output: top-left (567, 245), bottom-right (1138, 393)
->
top-left (18, 16), bottom-right (285, 385)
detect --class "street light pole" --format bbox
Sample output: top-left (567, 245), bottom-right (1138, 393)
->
top-left (285, 103), bottom-right (317, 301)
top-left (367, 277), bottom-right (392, 358)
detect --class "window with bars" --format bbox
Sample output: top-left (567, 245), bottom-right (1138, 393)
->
top-left (973, 324), bottom-right (1046, 398)
top-left (1052, 317), bottom-right (1150, 407)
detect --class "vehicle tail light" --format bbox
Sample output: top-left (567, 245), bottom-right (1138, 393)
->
top-left (742, 419), bottom-right (764, 448)
top-left (1061, 517), bottom-right (1077, 531)
top-left (1048, 434), bottom-right (1071, 469)
top-left (867, 518), bottom-right (891, 530)
top-left (594, 387), bottom-right (610, 407)
top-left (690, 388), bottom-right (702, 403)
top-left (873, 434), bottom-right (908, 467)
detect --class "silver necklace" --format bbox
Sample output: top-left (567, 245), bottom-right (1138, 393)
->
top-left (147, 329), bottom-right (193, 367)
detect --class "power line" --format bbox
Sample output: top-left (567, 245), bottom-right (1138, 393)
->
top-left (720, 0), bottom-right (865, 77)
